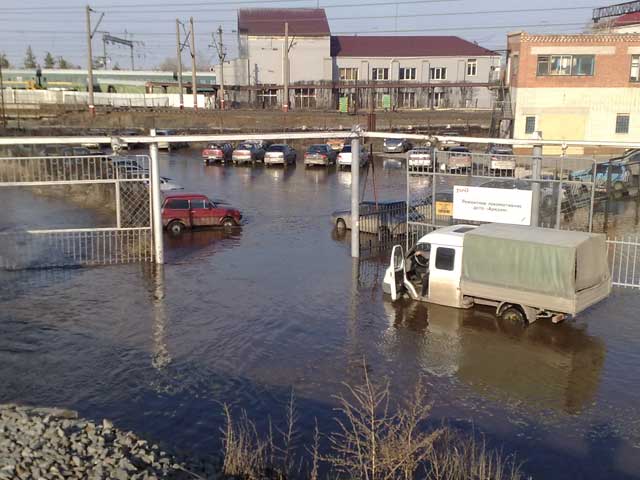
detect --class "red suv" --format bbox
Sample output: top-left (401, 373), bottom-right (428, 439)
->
top-left (161, 193), bottom-right (242, 235)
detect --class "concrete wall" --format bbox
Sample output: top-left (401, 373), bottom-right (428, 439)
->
top-left (242, 34), bottom-right (332, 84)
top-left (513, 87), bottom-right (640, 142)
top-left (333, 55), bottom-right (499, 83)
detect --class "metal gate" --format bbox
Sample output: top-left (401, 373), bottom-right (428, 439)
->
top-left (0, 154), bottom-right (153, 270)
top-left (607, 235), bottom-right (640, 288)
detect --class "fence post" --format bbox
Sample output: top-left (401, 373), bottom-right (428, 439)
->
top-left (431, 148), bottom-right (438, 226)
top-left (351, 129), bottom-right (361, 259)
top-left (149, 129), bottom-right (164, 264)
top-left (555, 143), bottom-right (566, 229)
top-left (531, 132), bottom-right (543, 227)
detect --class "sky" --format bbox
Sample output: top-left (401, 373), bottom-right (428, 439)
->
top-left (0, 0), bottom-right (602, 70)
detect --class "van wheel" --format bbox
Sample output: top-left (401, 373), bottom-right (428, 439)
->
top-left (336, 218), bottom-right (347, 230)
top-left (501, 306), bottom-right (526, 326)
top-left (222, 217), bottom-right (237, 228)
top-left (168, 220), bottom-right (184, 235)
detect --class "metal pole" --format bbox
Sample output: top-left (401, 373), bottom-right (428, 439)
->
top-left (149, 128), bottom-right (164, 264)
top-left (86, 5), bottom-right (95, 116)
top-left (0, 60), bottom-right (6, 128)
top-left (282, 22), bottom-right (289, 113)
top-left (130, 44), bottom-right (134, 70)
top-left (431, 148), bottom-right (438, 225)
top-left (176, 19), bottom-right (184, 110)
top-left (190, 17), bottom-right (197, 110)
top-left (555, 144), bottom-right (566, 229)
top-left (351, 135), bottom-right (360, 258)
top-left (218, 26), bottom-right (225, 110)
top-left (588, 160), bottom-right (597, 233)
top-left (531, 137), bottom-right (543, 227)
top-left (102, 35), bottom-right (108, 70)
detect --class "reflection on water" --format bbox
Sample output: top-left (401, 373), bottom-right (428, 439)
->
top-left (382, 299), bottom-right (605, 415)
top-left (163, 228), bottom-right (242, 264)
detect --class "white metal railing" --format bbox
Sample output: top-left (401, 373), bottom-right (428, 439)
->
top-left (607, 236), bottom-right (640, 288)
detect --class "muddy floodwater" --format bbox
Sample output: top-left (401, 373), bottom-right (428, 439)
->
top-left (2, 148), bottom-right (640, 479)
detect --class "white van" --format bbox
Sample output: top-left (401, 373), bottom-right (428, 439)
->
top-left (383, 224), bottom-right (611, 325)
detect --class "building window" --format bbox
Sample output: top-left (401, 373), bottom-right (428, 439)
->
top-left (257, 89), bottom-right (278, 108)
top-left (616, 114), bottom-right (630, 134)
top-left (293, 88), bottom-right (316, 109)
top-left (430, 67), bottom-right (447, 80)
top-left (525, 116), bottom-right (536, 134)
top-left (631, 55), bottom-right (640, 82)
top-left (399, 67), bottom-right (417, 80)
top-left (466, 59), bottom-right (477, 77)
top-left (339, 68), bottom-right (359, 81)
top-left (537, 55), bottom-right (594, 76)
top-left (433, 91), bottom-right (445, 108)
top-left (371, 68), bottom-right (389, 81)
top-left (398, 89), bottom-right (416, 109)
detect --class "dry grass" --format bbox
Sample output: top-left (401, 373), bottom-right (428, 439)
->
top-left (220, 364), bottom-right (528, 480)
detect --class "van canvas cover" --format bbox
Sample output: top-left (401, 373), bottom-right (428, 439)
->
top-left (461, 224), bottom-right (609, 300)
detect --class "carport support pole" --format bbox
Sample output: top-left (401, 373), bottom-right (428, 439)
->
top-left (351, 136), bottom-right (360, 258)
top-left (532, 138), bottom-right (543, 227)
top-left (150, 129), bottom-right (164, 264)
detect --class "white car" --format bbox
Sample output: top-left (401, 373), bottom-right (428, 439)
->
top-left (160, 176), bottom-right (183, 191)
top-left (337, 145), bottom-right (370, 169)
top-left (407, 147), bottom-right (432, 169)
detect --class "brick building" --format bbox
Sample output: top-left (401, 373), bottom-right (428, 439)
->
top-left (506, 31), bottom-right (640, 145)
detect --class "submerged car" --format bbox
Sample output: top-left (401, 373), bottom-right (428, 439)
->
top-left (332, 201), bottom-right (425, 236)
top-left (161, 193), bottom-right (242, 235)
top-left (202, 143), bottom-right (233, 163)
top-left (407, 147), bottom-right (433, 169)
top-left (156, 129), bottom-right (189, 151)
top-left (304, 144), bottom-right (337, 167)
top-left (159, 176), bottom-right (183, 191)
top-left (232, 142), bottom-right (266, 164)
top-left (264, 144), bottom-right (297, 166)
top-left (439, 146), bottom-right (471, 173)
top-left (383, 138), bottom-right (412, 154)
top-left (337, 144), bottom-right (370, 169)
top-left (487, 145), bottom-right (516, 175)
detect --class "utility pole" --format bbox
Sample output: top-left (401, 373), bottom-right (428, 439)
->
top-left (0, 59), bottom-right (6, 128)
top-left (85, 5), bottom-right (103, 116)
top-left (282, 21), bottom-right (289, 112)
top-left (86, 5), bottom-right (95, 115)
top-left (176, 19), bottom-right (184, 109)
top-left (190, 17), bottom-right (197, 110)
top-left (211, 26), bottom-right (226, 110)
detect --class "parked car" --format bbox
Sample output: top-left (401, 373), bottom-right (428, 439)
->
top-left (160, 176), bottom-right (183, 191)
top-left (407, 147), bottom-right (433, 169)
top-left (479, 178), bottom-right (574, 216)
top-left (440, 146), bottom-right (471, 172)
top-left (202, 143), bottom-right (233, 164)
top-left (61, 146), bottom-right (93, 157)
top-left (232, 142), bottom-right (266, 164)
top-left (337, 144), bottom-right (370, 169)
top-left (156, 129), bottom-right (189, 151)
top-left (487, 145), bottom-right (516, 175)
top-left (264, 144), bottom-right (297, 166)
top-left (116, 129), bottom-right (143, 150)
top-left (161, 193), bottom-right (242, 235)
top-left (110, 157), bottom-right (148, 178)
top-left (383, 138), bottom-right (412, 154)
top-left (327, 138), bottom-right (346, 152)
top-left (304, 144), bottom-right (337, 167)
top-left (332, 200), bottom-right (425, 236)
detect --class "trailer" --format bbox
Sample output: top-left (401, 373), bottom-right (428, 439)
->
top-left (383, 224), bottom-right (612, 325)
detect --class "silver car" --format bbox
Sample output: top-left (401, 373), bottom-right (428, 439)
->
top-left (264, 144), bottom-right (297, 166)
top-left (407, 147), bottom-right (433, 169)
top-left (383, 138), bottom-right (412, 154)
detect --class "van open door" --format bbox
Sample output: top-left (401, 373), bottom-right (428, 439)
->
top-left (389, 245), bottom-right (405, 300)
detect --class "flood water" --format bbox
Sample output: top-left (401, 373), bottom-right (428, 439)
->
top-left (2, 148), bottom-right (640, 479)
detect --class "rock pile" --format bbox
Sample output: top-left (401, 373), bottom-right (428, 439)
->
top-left (0, 404), bottom-right (210, 480)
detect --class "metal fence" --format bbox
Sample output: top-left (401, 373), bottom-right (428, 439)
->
top-left (607, 235), bottom-right (640, 288)
top-left (0, 154), bottom-right (153, 270)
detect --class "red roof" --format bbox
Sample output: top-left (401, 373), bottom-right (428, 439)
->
top-left (331, 36), bottom-right (496, 57)
top-left (614, 12), bottom-right (640, 26)
top-left (238, 9), bottom-right (330, 37)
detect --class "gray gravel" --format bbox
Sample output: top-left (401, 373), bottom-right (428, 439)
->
top-left (0, 403), bottom-right (218, 480)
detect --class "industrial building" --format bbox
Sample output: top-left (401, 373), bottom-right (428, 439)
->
top-left (214, 8), bottom-right (501, 110)
top-left (506, 31), bottom-right (640, 147)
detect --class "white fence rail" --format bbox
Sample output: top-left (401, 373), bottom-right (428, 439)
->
top-left (607, 236), bottom-right (640, 288)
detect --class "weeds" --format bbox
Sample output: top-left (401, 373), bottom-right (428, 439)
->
top-left (220, 365), bottom-right (527, 480)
